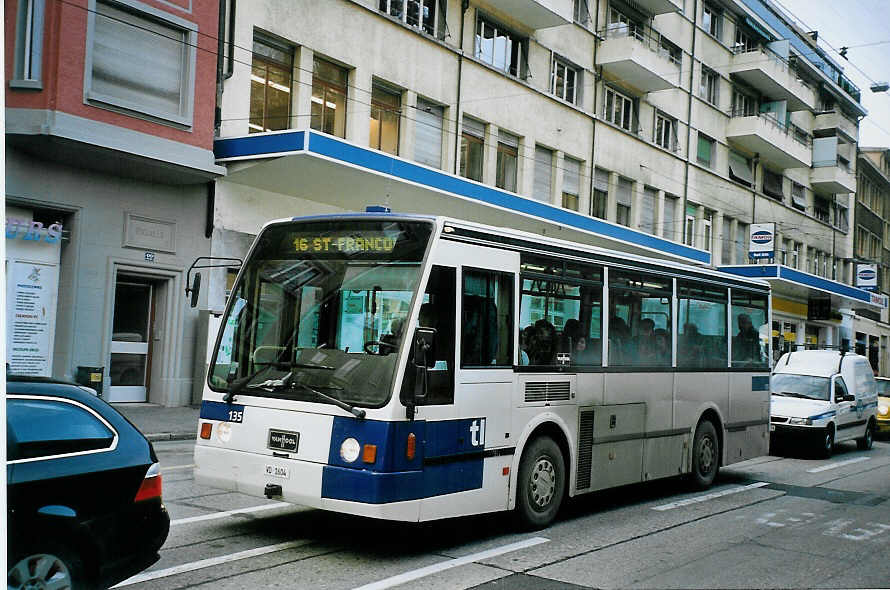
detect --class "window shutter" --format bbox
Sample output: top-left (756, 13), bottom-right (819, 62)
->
top-left (663, 196), bottom-right (677, 240)
top-left (763, 169), bottom-right (784, 199)
top-left (594, 168), bottom-right (610, 192)
top-left (640, 187), bottom-right (656, 233)
top-left (462, 116), bottom-right (485, 138)
top-left (563, 157), bottom-right (581, 196)
top-left (616, 177), bottom-right (632, 206)
top-left (792, 183), bottom-right (808, 209)
top-left (415, 99), bottom-right (443, 168)
top-left (729, 151), bottom-right (754, 185)
top-left (697, 135), bottom-right (712, 163)
top-left (533, 146), bottom-right (552, 202)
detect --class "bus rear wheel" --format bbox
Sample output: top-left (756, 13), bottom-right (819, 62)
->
top-left (516, 436), bottom-right (565, 530)
top-left (690, 420), bottom-right (719, 489)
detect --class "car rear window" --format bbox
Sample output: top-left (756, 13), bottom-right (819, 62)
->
top-left (6, 398), bottom-right (115, 461)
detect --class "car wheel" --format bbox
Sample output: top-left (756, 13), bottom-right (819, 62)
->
top-left (7, 549), bottom-right (85, 590)
top-left (690, 420), bottom-right (720, 489)
top-left (857, 419), bottom-right (875, 451)
top-left (516, 436), bottom-right (565, 530)
top-left (820, 425), bottom-right (835, 458)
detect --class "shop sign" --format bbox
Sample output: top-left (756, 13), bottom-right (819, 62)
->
top-left (748, 223), bottom-right (775, 259)
top-left (855, 264), bottom-right (878, 290)
top-left (7, 261), bottom-right (58, 376)
top-left (5, 218), bottom-right (63, 243)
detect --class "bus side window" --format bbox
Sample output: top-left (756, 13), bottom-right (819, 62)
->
top-left (608, 269), bottom-right (671, 366)
top-left (678, 283), bottom-right (727, 369)
top-left (461, 269), bottom-right (514, 368)
top-left (402, 266), bottom-right (456, 406)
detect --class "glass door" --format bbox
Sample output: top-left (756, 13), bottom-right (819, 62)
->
top-left (108, 279), bottom-right (153, 402)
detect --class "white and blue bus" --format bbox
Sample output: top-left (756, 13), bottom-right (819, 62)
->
top-left (194, 212), bottom-right (771, 528)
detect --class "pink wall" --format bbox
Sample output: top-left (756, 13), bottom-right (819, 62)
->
top-left (5, 0), bottom-right (218, 150)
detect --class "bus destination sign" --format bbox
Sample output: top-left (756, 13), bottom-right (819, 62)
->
top-left (293, 233), bottom-right (397, 254)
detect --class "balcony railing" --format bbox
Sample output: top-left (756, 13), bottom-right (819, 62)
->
top-left (729, 108), bottom-right (811, 148)
top-left (600, 25), bottom-right (681, 67)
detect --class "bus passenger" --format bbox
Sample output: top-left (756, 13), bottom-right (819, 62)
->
top-left (609, 316), bottom-right (630, 364)
top-left (732, 313), bottom-right (761, 363)
top-left (654, 328), bottom-right (670, 364)
top-left (380, 317), bottom-right (404, 353)
top-left (634, 318), bottom-right (657, 364)
top-left (680, 322), bottom-right (705, 367)
top-left (519, 326), bottom-right (533, 365)
top-left (531, 319), bottom-right (557, 365)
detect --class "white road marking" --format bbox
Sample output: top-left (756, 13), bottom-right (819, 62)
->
top-left (652, 482), bottom-right (770, 511)
top-left (351, 537), bottom-right (550, 590)
top-left (162, 463), bottom-right (195, 472)
top-left (806, 457), bottom-right (870, 473)
top-left (171, 502), bottom-right (290, 526)
top-left (112, 540), bottom-right (308, 587)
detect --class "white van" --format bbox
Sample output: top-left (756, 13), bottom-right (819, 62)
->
top-left (770, 350), bottom-right (878, 457)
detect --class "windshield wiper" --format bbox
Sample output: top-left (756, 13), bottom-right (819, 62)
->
top-left (224, 360), bottom-right (336, 403)
top-left (247, 375), bottom-right (365, 419)
top-left (774, 391), bottom-right (809, 399)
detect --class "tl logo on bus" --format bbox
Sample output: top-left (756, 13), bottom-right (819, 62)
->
top-left (469, 419), bottom-right (486, 447)
top-left (751, 231), bottom-right (773, 245)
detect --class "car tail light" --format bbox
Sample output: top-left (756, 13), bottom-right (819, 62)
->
top-left (134, 463), bottom-right (163, 502)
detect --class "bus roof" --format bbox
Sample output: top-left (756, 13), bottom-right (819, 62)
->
top-left (266, 212), bottom-right (770, 291)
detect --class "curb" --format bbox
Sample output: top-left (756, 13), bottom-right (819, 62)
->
top-left (147, 432), bottom-right (197, 442)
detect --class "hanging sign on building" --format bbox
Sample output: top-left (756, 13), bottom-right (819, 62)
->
top-left (7, 261), bottom-right (59, 376)
top-left (855, 263), bottom-right (878, 291)
top-left (749, 223), bottom-right (775, 259)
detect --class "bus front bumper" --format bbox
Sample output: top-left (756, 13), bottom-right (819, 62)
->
top-left (194, 444), bottom-right (424, 521)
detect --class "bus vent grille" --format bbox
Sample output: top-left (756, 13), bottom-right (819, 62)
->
top-left (577, 410), bottom-right (594, 490)
top-left (524, 381), bottom-right (571, 403)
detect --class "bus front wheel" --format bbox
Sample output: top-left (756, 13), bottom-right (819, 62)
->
top-left (690, 420), bottom-right (719, 489)
top-left (516, 436), bottom-right (565, 530)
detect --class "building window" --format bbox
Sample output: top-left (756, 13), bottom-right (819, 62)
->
top-left (654, 112), bottom-right (677, 151)
top-left (616, 177), bottom-right (633, 227)
top-left (460, 117), bottom-right (485, 182)
top-left (663, 194), bottom-right (678, 241)
top-left (733, 27), bottom-right (755, 53)
top-left (369, 82), bottom-right (401, 155)
top-left (762, 168), bottom-right (784, 201)
top-left (533, 146), bottom-right (553, 202)
top-left (834, 202), bottom-right (849, 232)
top-left (703, 211), bottom-right (713, 252)
top-left (496, 131), bottom-right (519, 192)
top-left (737, 222), bottom-right (749, 264)
top-left (658, 36), bottom-right (682, 66)
top-left (721, 217), bottom-right (733, 263)
top-left (573, 0), bottom-right (590, 27)
top-left (475, 15), bottom-right (526, 78)
top-left (562, 157), bottom-right (581, 211)
top-left (604, 87), bottom-right (634, 131)
top-left (414, 98), bottom-right (444, 168)
top-left (378, 0), bottom-right (444, 39)
top-left (793, 182), bottom-right (810, 213)
top-left (855, 227), bottom-right (868, 258)
top-left (700, 66), bottom-right (719, 106)
top-left (551, 57), bottom-right (579, 104)
top-left (249, 35), bottom-right (294, 133)
top-left (702, 2), bottom-right (722, 39)
top-left (732, 88), bottom-right (757, 117)
top-left (640, 187), bottom-right (657, 234)
top-left (728, 150), bottom-right (754, 187)
top-left (697, 133), bottom-right (715, 168)
top-left (311, 57), bottom-right (348, 138)
top-left (592, 168), bottom-right (609, 220)
top-left (684, 205), bottom-right (696, 247)
top-left (12, 0), bottom-right (45, 88)
top-left (86, 0), bottom-right (197, 126)
top-left (606, 7), bottom-right (640, 38)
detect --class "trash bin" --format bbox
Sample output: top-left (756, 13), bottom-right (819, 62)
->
top-left (76, 366), bottom-right (105, 398)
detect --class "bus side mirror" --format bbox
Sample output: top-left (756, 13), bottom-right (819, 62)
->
top-left (413, 327), bottom-right (436, 400)
top-left (188, 272), bottom-right (201, 308)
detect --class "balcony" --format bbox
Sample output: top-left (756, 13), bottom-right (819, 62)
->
top-left (729, 48), bottom-right (815, 111)
top-left (726, 110), bottom-right (812, 169)
top-left (597, 27), bottom-right (681, 93)
top-left (813, 111), bottom-right (859, 141)
top-left (482, 0), bottom-right (572, 29)
top-left (811, 161), bottom-right (856, 194)
top-left (632, 0), bottom-right (683, 15)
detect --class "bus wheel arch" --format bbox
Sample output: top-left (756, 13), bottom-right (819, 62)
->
top-left (511, 419), bottom-right (572, 506)
top-left (515, 430), bottom-right (567, 530)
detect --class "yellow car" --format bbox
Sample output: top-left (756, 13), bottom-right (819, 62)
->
top-left (875, 377), bottom-right (890, 437)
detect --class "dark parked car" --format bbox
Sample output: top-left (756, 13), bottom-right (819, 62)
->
top-left (7, 376), bottom-right (170, 589)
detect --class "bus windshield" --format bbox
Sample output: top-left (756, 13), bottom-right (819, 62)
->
top-left (208, 219), bottom-right (433, 408)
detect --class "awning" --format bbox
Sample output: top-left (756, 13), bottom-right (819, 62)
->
top-left (745, 16), bottom-right (774, 42)
top-left (729, 152), bottom-right (755, 186)
top-left (214, 129), bottom-right (712, 266)
top-left (719, 264), bottom-right (888, 309)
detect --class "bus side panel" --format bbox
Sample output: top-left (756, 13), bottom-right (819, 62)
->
top-left (725, 372), bottom-right (770, 465)
top-left (674, 372), bottom-right (729, 432)
top-left (418, 456), bottom-right (512, 521)
top-left (603, 372), bottom-right (674, 435)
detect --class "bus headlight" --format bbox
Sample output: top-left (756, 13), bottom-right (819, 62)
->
top-left (340, 438), bottom-right (361, 463)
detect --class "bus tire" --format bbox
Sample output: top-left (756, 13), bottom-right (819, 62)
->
top-left (820, 424), bottom-right (835, 458)
top-left (516, 436), bottom-right (565, 530)
top-left (857, 419), bottom-right (875, 451)
top-left (690, 420), bottom-right (719, 489)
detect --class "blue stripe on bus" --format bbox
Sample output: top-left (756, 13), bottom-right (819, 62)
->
top-left (752, 376), bottom-right (770, 391)
top-left (322, 416), bottom-right (486, 503)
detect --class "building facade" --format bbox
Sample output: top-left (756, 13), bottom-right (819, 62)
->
top-left (5, 0), bottom-right (225, 404)
top-left (852, 147), bottom-right (890, 373)
top-left (209, 0), bottom-right (885, 377)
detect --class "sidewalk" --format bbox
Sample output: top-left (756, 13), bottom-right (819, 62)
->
top-left (113, 403), bottom-right (200, 442)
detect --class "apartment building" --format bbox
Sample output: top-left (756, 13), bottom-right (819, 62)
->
top-left (5, 0), bottom-right (225, 404)
top-left (206, 0), bottom-right (886, 379)
top-left (852, 147), bottom-right (890, 372)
